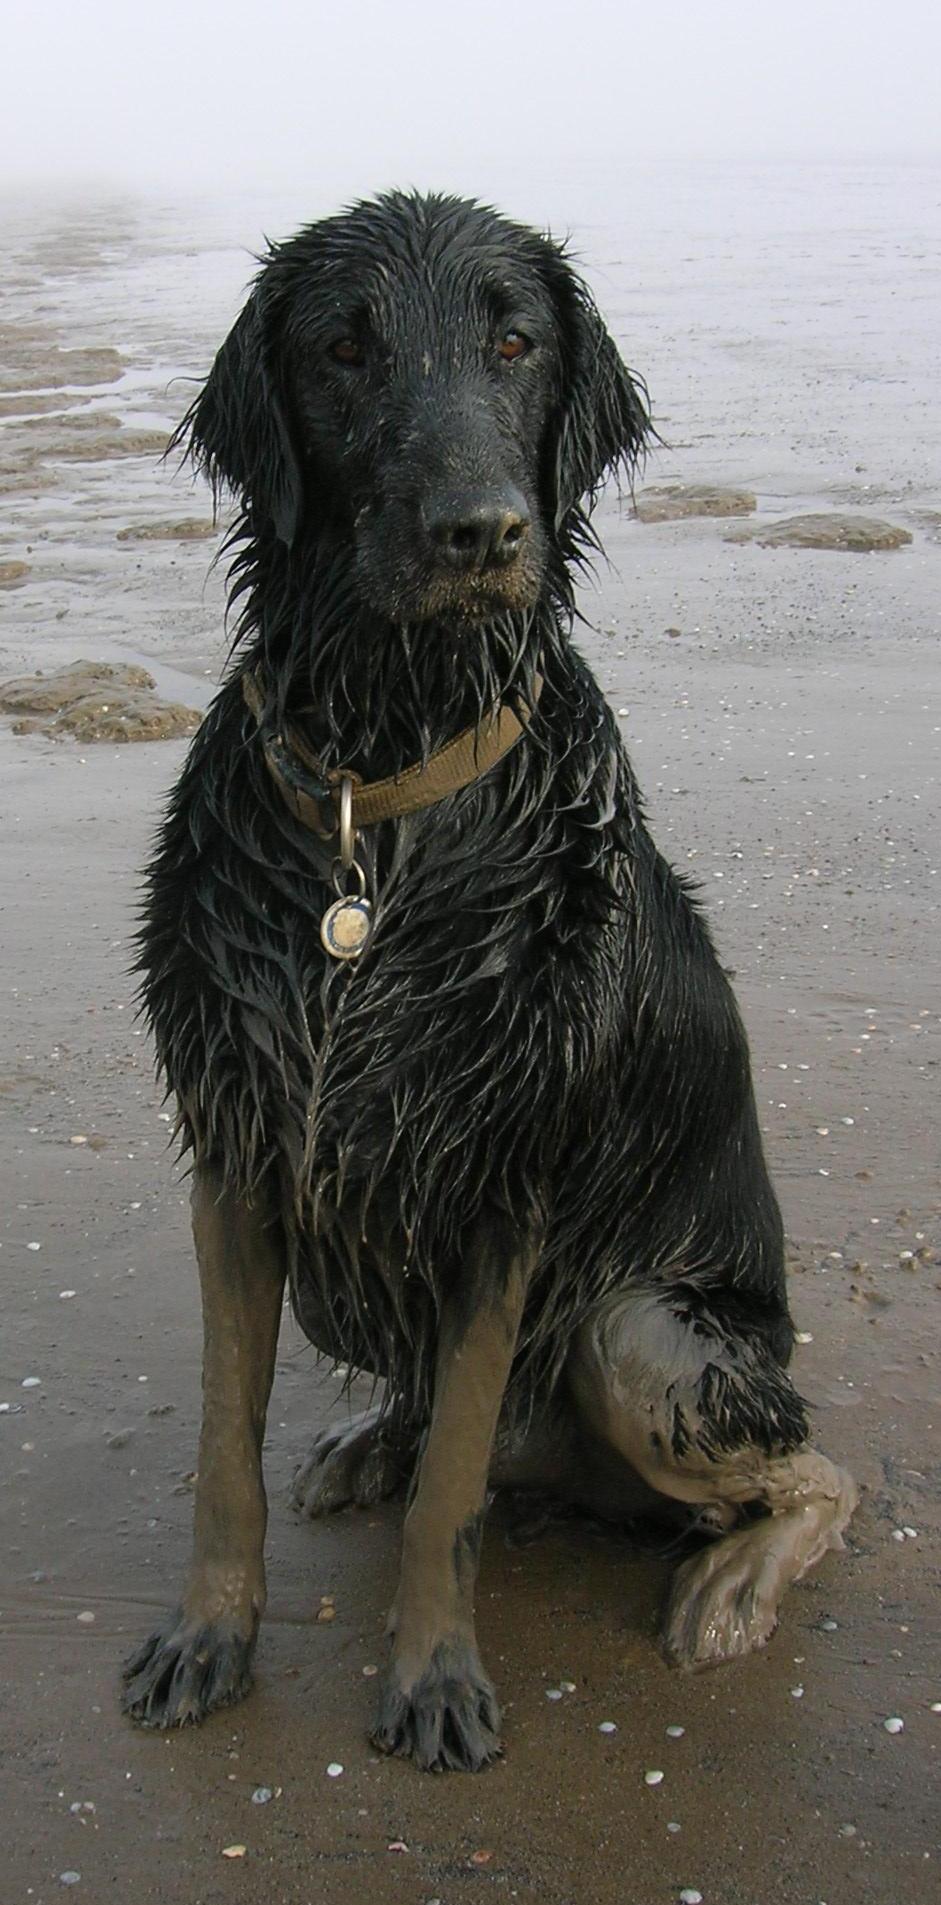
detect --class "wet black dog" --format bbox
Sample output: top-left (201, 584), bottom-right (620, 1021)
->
top-left (124, 191), bottom-right (855, 1771)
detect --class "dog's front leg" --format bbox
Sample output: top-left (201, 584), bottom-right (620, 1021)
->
top-left (371, 1225), bottom-right (534, 1772)
top-left (122, 1163), bottom-right (285, 1727)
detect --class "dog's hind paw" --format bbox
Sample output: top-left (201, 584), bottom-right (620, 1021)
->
top-left (370, 1638), bottom-right (502, 1773)
top-left (662, 1544), bottom-right (781, 1668)
top-left (121, 1611), bottom-right (256, 1727)
top-left (291, 1406), bottom-right (412, 1518)
top-left (662, 1466), bottom-right (857, 1669)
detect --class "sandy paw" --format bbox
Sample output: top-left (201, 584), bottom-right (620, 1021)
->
top-left (370, 1638), bottom-right (502, 1772)
top-left (662, 1535), bottom-right (784, 1667)
top-left (121, 1611), bottom-right (256, 1727)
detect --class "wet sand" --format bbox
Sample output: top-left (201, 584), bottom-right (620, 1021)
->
top-left (1, 172), bottom-right (939, 1904)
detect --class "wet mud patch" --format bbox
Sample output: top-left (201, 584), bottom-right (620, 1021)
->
top-left (116, 519), bottom-right (218, 542)
top-left (634, 483), bottom-right (757, 523)
top-left (7, 428), bottom-right (169, 464)
top-left (0, 660), bottom-right (202, 742)
top-left (0, 320), bottom-right (61, 350)
top-left (0, 344), bottom-right (128, 393)
top-left (0, 419), bottom-right (170, 499)
top-left (0, 392), bottom-right (96, 418)
top-left (17, 410), bottom-right (123, 434)
top-left (0, 466), bottom-right (57, 495)
top-left (726, 512), bottom-right (913, 551)
top-left (0, 560), bottom-right (30, 588)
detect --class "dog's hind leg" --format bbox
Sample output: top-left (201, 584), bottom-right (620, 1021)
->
top-left (291, 1406), bottom-right (416, 1517)
top-left (122, 1163), bottom-right (285, 1726)
top-left (569, 1286), bottom-right (857, 1668)
top-left (371, 1223), bottom-right (536, 1772)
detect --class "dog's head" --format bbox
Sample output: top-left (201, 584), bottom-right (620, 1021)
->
top-left (176, 191), bottom-right (651, 625)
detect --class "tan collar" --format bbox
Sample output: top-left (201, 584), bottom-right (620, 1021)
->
top-left (242, 665), bottom-right (542, 841)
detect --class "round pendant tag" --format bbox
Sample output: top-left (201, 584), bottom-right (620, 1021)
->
top-left (320, 895), bottom-right (372, 960)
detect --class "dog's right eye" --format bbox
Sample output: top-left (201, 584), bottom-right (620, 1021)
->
top-left (328, 338), bottom-right (365, 367)
top-left (497, 329), bottom-right (531, 362)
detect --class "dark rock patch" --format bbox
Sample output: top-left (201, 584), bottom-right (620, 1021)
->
top-left (634, 483), bottom-right (757, 523)
top-left (0, 660), bottom-right (201, 743)
top-left (726, 513), bottom-right (913, 552)
top-left (0, 661), bottom-right (155, 715)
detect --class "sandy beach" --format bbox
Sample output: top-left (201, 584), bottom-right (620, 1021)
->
top-left (1, 165), bottom-right (939, 1904)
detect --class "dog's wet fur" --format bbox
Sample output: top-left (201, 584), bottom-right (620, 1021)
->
top-left (124, 191), bottom-right (856, 1770)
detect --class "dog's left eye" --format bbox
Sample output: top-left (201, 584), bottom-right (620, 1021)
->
top-left (329, 337), bottom-right (366, 367)
top-left (497, 330), bottom-right (531, 362)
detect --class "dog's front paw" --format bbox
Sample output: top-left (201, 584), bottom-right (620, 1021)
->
top-left (371, 1637), bottom-right (502, 1772)
top-left (122, 1610), bottom-right (257, 1728)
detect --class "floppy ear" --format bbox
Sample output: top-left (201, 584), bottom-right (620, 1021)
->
top-left (170, 286), bottom-right (303, 547)
top-left (543, 257), bottom-right (652, 535)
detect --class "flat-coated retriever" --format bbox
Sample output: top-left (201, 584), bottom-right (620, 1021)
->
top-left (123, 191), bottom-right (856, 1771)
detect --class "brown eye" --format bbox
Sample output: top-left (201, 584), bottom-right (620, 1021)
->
top-left (497, 329), bottom-right (530, 362)
top-left (329, 337), bottom-right (365, 367)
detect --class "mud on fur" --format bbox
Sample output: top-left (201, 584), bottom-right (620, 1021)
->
top-left (124, 191), bottom-right (856, 1771)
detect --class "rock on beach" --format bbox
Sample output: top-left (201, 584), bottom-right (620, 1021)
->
top-left (0, 660), bottom-right (202, 743)
top-left (634, 483), bottom-right (757, 523)
top-left (725, 512), bottom-right (913, 552)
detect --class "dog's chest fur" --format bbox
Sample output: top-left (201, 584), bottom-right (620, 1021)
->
top-left (140, 649), bottom-right (648, 1388)
top-left (139, 640), bottom-right (774, 1419)
top-left (145, 657), bottom-right (628, 1143)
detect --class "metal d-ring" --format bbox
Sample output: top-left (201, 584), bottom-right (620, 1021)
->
top-left (331, 777), bottom-right (367, 903)
top-left (338, 774), bottom-right (356, 870)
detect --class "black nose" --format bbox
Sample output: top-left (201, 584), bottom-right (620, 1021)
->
top-left (426, 488), bottom-right (531, 571)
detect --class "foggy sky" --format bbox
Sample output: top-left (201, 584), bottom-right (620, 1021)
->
top-left (4, 0), bottom-right (940, 194)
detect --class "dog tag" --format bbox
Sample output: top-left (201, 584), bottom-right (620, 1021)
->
top-left (320, 893), bottom-right (372, 960)
top-left (321, 778), bottom-right (372, 960)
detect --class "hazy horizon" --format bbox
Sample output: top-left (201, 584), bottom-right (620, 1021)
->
top-left (5, 0), bottom-right (941, 200)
